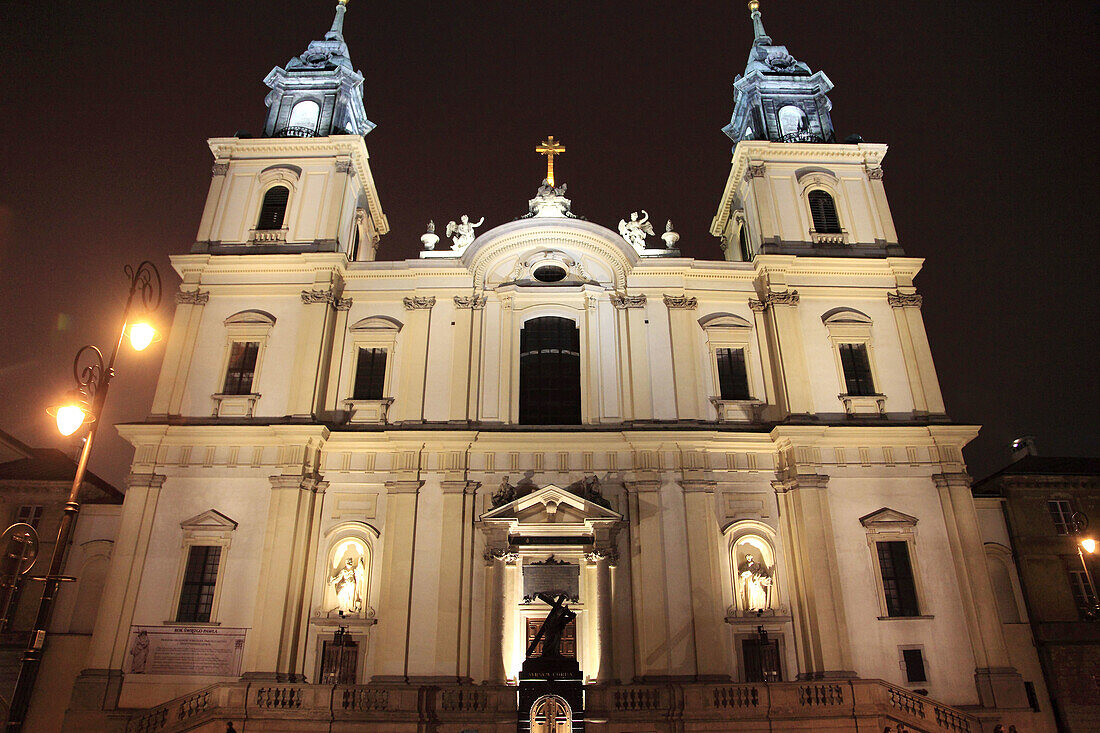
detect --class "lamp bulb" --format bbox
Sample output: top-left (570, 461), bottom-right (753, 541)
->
top-left (1082, 538), bottom-right (1097, 555)
top-left (129, 323), bottom-right (156, 351)
top-left (56, 404), bottom-right (87, 437)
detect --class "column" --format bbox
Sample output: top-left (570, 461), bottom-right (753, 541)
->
top-left (150, 289), bottom-right (208, 416)
top-left (371, 480), bottom-right (421, 682)
top-left (933, 472), bottom-right (1027, 708)
top-left (664, 295), bottom-right (703, 419)
top-left (586, 550), bottom-right (615, 683)
top-left (396, 296), bottom-right (434, 422)
top-left (287, 280), bottom-right (340, 417)
top-left (773, 474), bottom-right (855, 678)
top-left (485, 550), bottom-right (513, 682)
top-left (682, 480), bottom-right (732, 680)
top-left (242, 473), bottom-right (323, 680)
top-left (449, 294), bottom-right (484, 421)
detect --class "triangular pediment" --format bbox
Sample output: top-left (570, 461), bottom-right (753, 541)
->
top-left (480, 484), bottom-right (621, 524)
top-left (180, 509), bottom-right (239, 532)
top-left (859, 507), bottom-right (918, 529)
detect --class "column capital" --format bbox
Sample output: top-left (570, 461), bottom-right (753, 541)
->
top-left (584, 546), bottom-right (619, 566)
top-left (610, 293), bottom-right (647, 309)
top-left (931, 472), bottom-right (972, 490)
top-left (663, 294), bottom-right (698, 310)
top-left (887, 290), bottom-right (923, 309)
top-left (771, 474), bottom-right (829, 493)
top-left (441, 480), bottom-right (480, 494)
top-left (484, 547), bottom-right (520, 565)
top-left (403, 296), bottom-right (436, 310)
top-left (384, 479), bottom-right (423, 494)
top-left (268, 473), bottom-right (327, 492)
top-left (175, 288), bottom-right (210, 306)
top-left (124, 472), bottom-right (167, 491)
top-left (453, 293), bottom-right (487, 309)
top-left (624, 479), bottom-right (661, 494)
top-left (681, 479), bottom-right (718, 494)
top-left (751, 289), bottom-right (799, 311)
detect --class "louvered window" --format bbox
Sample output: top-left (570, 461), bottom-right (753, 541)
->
top-left (352, 348), bottom-right (387, 400)
top-left (839, 343), bottom-right (875, 396)
top-left (808, 190), bottom-right (841, 233)
top-left (519, 317), bottom-right (581, 425)
top-left (223, 341), bottom-right (260, 395)
top-left (257, 186), bottom-right (289, 231)
top-left (716, 348), bottom-right (751, 400)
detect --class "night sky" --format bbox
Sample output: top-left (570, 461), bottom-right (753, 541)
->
top-left (1, 0), bottom-right (1096, 489)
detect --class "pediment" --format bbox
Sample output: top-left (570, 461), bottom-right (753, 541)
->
top-left (180, 509), bottom-right (239, 532)
top-left (859, 507), bottom-right (918, 529)
top-left (480, 484), bottom-right (622, 525)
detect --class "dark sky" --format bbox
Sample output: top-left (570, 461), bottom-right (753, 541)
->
top-left (1, 1), bottom-right (1096, 489)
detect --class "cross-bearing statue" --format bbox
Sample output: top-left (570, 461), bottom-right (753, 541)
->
top-left (527, 592), bottom-right (577, 659)
top-left (446, 214), bottom-right (484, 252)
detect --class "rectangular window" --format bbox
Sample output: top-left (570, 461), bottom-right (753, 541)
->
top-left (877, 540), bottom-right (920, 617)
top-left (716, 348), bottom-right (751, 400)
top-left (839, 343), bottom-right (875, 396)
top-left (176, 545), bottom-right (222, 623)
top-left (1069, 569), bottom-right (1098, 617)
top-left (16, 505), bottom-right (43, 529)
top-left (352, 348), bottom-right (387, 400)
top-left (1048, 499), bottom-right (1073, 535)
top-left (222, 341), bottom-right (260, 395)
top-left (902, 648), bottom-right (927, 683)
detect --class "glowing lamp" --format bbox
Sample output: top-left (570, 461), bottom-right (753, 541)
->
top-left (127, 322), bottom-right (157, 351)
top-left (1082, 538), bottom-right (1097, 555)
top-left (52, 402), bottom-right (88, 437)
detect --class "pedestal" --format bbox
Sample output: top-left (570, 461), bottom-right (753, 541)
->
top-left (518, 656), bottom-right (585, 733)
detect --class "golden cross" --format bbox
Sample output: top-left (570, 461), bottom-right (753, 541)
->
top-left (536, 136), bottom-right (566, 186)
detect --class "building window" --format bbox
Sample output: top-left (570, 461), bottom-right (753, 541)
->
top-left (519, 316), bottom-right (581, 425)
top-left (1048, 499), bottom-right (1073, 535)
top-left (716, 348), bottom-right (751, 401)
top-left (352, 348), bottom-right (387, 400)
top-left (808, 190), bottom-right (841, 233)
top-left (222, 341), bottom-right (260, 395)
top-left (877, 540), bottom-right (920, 617)
top-left (1069, 569), bottom-right (1098, 617)
top-left (288, 100), bottom-right (320, 134)
top-left (15, 505), bottom-right (43, 529)
top-left (839, 342), bottom-right (876, 396)
top-left (256, 186), bottom-right (290, 231)
top-left (176, 545), bottom-right (222, 623)
top-left (901, 648), bottom-right (927, 684)
top-left (739, 224), bottom-right (751, 261)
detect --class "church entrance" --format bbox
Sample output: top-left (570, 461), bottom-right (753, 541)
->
top-left (530, 695), bottom-right (572, 733)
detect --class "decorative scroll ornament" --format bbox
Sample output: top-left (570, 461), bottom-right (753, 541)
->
top-left (663, 294), bottom-right (699, 309)
top-left (887, 291), bottom-right (923, 308)
top-left (454, 293), bottom-right (487, 309)
top-left (744, 163), bottom-right (766, 181)
top-left (865, 165), bottom-right (885, 180)
top-left (211, 162), bottom-right (229, 176)
top-left (403, 296), bottom-right (436, 310)
top-left (335, 159), bottom-right (353, 174)
top-left (610, 293), bottom-right (647, 309)
top-left (334, 297), bottom-right (353, 311)
top-left (585, 547), bottom-right (620, 566)
top-left (302, 288), bottom-right (336, 305)
top-left (749, 290), bottom-right (799, 312)
top-left (176, 288), bottom-right (210, 305)
top-left (484, 548), bottom-right (520, 564)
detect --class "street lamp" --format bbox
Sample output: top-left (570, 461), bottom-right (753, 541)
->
top-left (4, 261), bottom-right (161, 732)
top-left (1070, 511), bottom-right (1100, 621)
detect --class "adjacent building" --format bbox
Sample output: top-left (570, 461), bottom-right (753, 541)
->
top-left (52, 2), bottom-right (1061, 731)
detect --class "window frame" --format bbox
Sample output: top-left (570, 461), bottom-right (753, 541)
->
top-left (248, 166), bottom-right (300, 243)
top-left (1047, 498), bottom-right (1074, 535)
top-left (898, 645), bottom-right (929, 686)
top-left (15, 505), bottom-right (43, 529)
top-left (166, 510), bottom-right (238, 625)
top-left (518, 315), bottom-right (583, 426)
top-left (859, 508), bottom-right (931, 620)
top-left (343, 316), bottom-right (401, 424)
top-left (822, 309), bottom-right (886, 416)
top-left (700, 313), bottom-right (763, 422)
top-left (213, 310), bottom-right (276, 418)
top-left (797, 172), bottom-right (849, 245)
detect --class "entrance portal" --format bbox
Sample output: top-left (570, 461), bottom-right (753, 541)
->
top-left (530, 695), bottom-right (572, 733)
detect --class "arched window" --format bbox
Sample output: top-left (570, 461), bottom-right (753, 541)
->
top-left (519, 316), bottom-right (581, 425)
top-left (778, 105), bottom-right (807, 136)
top-left (288, 100), bottom-right (320, 133)
top-left (808, 190), bottom-right (841, 234)
top-left (257, 186), bottom-right (289, 230)
top-left (738, 224), bottom-right (751, 261)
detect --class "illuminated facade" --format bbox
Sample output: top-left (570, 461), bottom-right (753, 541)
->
top-left (60, 3), bottom-right (1056, 731)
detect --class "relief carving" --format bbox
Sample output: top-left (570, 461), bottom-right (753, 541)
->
top-left (610, 293), bottom-right (647, 309)
top-left (454, 293), bottom-right (487, 309)
top-left (403, 296), bottom-right (437, 310)
top-left (887, 291), bottom-right (923, 308)
top-left (176, 288), bottom-right (210, 306)
top-left (663, 294), bottom-right (699, 310)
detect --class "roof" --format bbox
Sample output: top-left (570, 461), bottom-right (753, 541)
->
top-left (973, 455), bottom-right (1100, 495)
top-left (0, 429), bottom-right (124, 503)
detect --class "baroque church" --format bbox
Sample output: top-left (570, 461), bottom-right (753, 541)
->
top-left (58, 1), bottom-right (1057, 731)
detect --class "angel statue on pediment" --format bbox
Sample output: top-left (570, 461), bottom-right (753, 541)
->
top-left (618, 210), bottom-right (654, 252)
top-left (446, 214), bottom-right (484, 252)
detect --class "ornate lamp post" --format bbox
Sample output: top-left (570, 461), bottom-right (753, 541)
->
top-left (1071, 511), bottom-right (1100, 621)
top-left (4, 261), bottom-right (161, 732)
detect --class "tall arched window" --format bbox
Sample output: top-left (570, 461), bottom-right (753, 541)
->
top-left (738, 224), bottom-right (751, 261)
top-left (257, 186), bottom-right (289, 230)
top-left (778, 105), bottom-right (807, 137)
top-left (288, 100), bottom-right (320, 134)
top-left (808, 190), bottom-right (841, 234)
top-left (519, 316), bottom-right (581, 425)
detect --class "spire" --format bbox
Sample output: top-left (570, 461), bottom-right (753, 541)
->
top-left (260, 0), bottom-right (376, 138)
top-left (748, 1), bottom-right (770, 44)
top-left (721, 3), bottom-right (835, 146)
top-left (326, 0), bottom-right (349, 41)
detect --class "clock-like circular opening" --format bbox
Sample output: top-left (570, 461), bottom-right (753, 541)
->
top-left (533, 265), bottom-right (568, 283)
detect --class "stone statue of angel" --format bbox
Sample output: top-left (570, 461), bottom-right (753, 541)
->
top-left (618, 210), bottom-right (654, 252)
top-left (445, 214), bottom-right (484, 252)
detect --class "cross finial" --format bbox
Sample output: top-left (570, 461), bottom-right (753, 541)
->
top-left (536, 136), bottom-right (566, 187)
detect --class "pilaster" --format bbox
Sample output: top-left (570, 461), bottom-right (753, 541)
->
top-left (664, 295), bottom-right (703, 419)
top-left (585, 550), bottom-right (616, 683)
top-left (744, 163), bottom-right (779, 246)
top-left (396, 296), bottom-right (435, 422)
top-left (371, 479), bottom-right (422, 681)
top-left (681, 479), bottom-right (732, 680)
top-left (449, 295), bottom-right (484, 421)
top-left (433, 479), bottom-right (479, 681)
top-left (615, 297), bottom-right (653, 421)
top-left (150, 289), bottom-right (208, 416)
top-left (287, 278), bottom-right (343, 418)
top-left (751, 275), bottom-right (814, 416)
top-left (322, 294), bottom-right (353, 415)
top-left (889, 292), bottom-right (945, 415)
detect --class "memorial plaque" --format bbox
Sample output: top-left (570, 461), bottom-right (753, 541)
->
top-left (126, 626), bottom-right (246, 676)
top-left (522, 559), bottom-right (579, 602)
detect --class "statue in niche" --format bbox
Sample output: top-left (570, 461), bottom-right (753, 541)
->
top-left (492, 475), bottom-right (517, 508)
top-left (446, 214), bottom-right (484, 252)
top-left (617, 210), bottom-right (654, 252)
top-left (738, 552), bottom-right (773, 611)
top-left (330, 554), bottom-right (366, 614)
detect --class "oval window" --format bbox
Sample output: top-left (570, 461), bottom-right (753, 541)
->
top-left (533, 265), bottom-right (567, 283)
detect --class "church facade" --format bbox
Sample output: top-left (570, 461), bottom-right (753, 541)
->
top-left (62, 2), bottom-right (1056, 732)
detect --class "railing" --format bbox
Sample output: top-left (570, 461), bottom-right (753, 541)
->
top-left (340, 687), bottom-right (389, 712)
top-left (778, 130), bottom-right (826, 143)
top-left (711, 684), bottom-right (760, 709)
top-left (126, 685), bottom-right (217, 733)
top-left (273, 126), bottom-right (319, 138)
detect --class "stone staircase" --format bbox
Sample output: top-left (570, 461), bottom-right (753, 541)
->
top-left (79, 677), bottom-right (986, 733)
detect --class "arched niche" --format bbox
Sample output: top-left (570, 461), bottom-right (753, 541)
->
top-left (321, 521), bottom-right (379, 619)
top-left (724, 521), bottom-right (780, 615)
